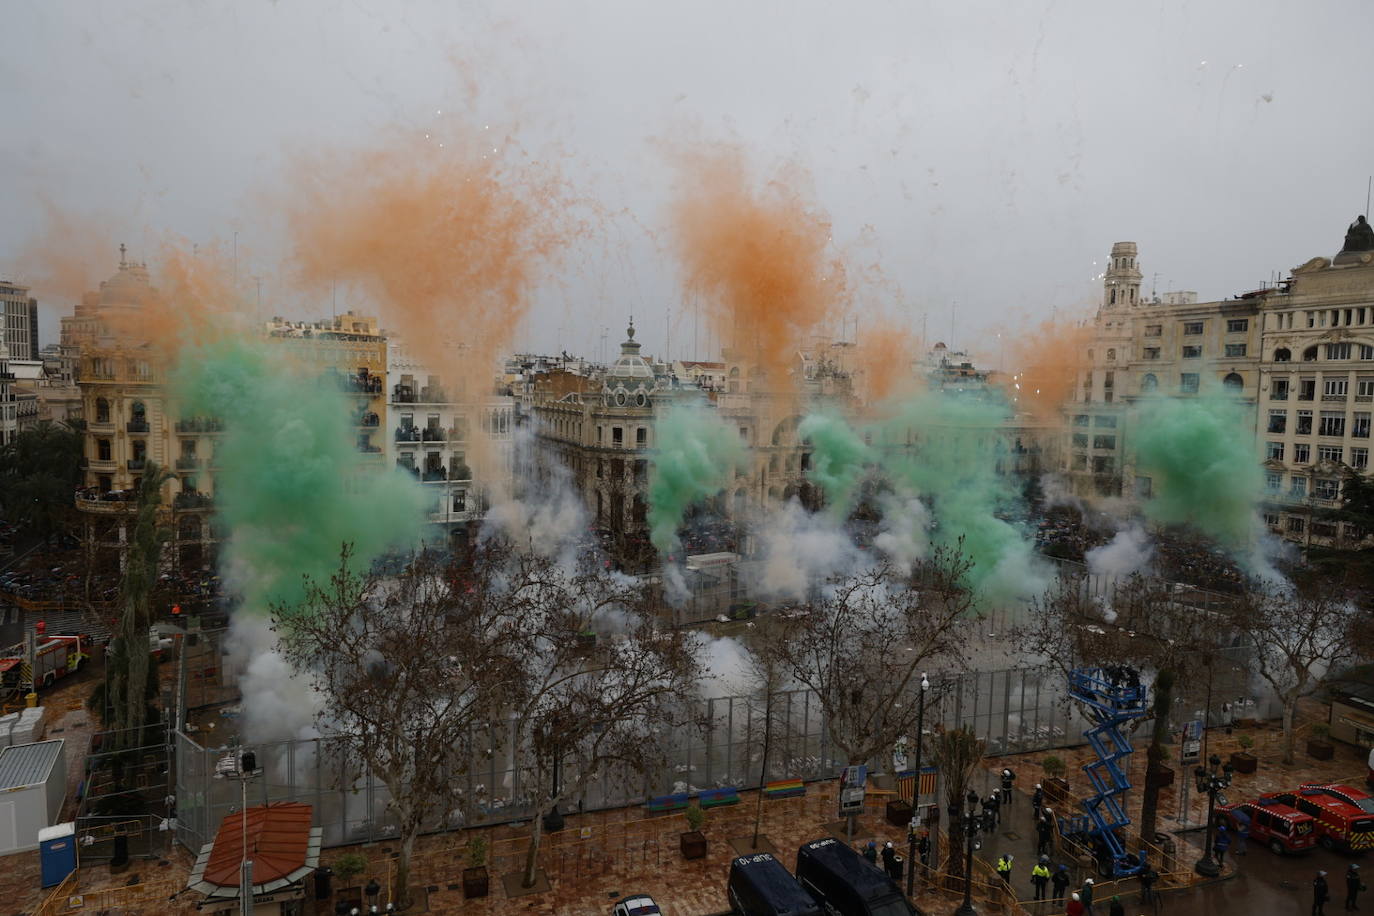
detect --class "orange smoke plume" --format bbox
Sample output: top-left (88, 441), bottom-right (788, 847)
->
top-left (670, 148), bottom-right (848, 393)
top-left (853, 321), bottom-right (922, 407)
top-left (1003, 315), bottom-right (1093, 420)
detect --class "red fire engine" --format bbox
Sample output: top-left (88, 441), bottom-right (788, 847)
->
top-left (1266, 785), bottom-right (1374, 852)
top-left (0, 622), bottom-right (89, 691)
top-left (1215, 797), bottom-right (1317, 855)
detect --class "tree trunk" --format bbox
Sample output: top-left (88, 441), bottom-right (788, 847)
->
top-left (523, 802), bottom-right (544, 888)
top-left (948, 802), bottom-right (967, 879)
top-left (1138, 668), bottom-right (1174, 846)
top-left (753, 690), bottom-right (773, 849)
top-left (396, 829), bottom-right (415, 909)
top-left (1281, 694), bottom-right (1297, 765)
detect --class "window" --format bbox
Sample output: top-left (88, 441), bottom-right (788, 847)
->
top-left (1072, 433), bottom-right (1089, 447)
top-left (1288, 516), bottom-right (1306, 533)
top-left (1106, 348), bottom-right (1116, 361)
top-left (1319, 412), bottom-right (1345, 437)
top-left (1353, 447), bottom-right (1369, 470)
top-left (95, 397), bottom-right (110, 423)
top-left (1299, 379), bottom-right (1316, 400)
top-left (1180, 373), bottom-right (1199, 393)
top-left (596, 425), bottom-right (602, 444)
top-left (1144, 324), bottom-right (1162, 337)
top-left (1294, 443), bottom-right (1311, 463)
top-left (1318, 445), bottom-right (1344, 464)
top-left (1274, 347), bottom-right (1291, 362)
top-left (1327, 343), bottom-right (1352, 360)
top-left (612, 426), bottom-right (623, 446)
top-left (1358, 378), bottom-right (1374, 398)
top-left (1225, 344), bottom-right (1247, 357)
top-left (1141, 373), bottom-right (1158, 392)
top-left (1264, 512), bottom-right (1281, 527)
top-left (1227, 319), bottom-right (1249, 333)
top-left (596, 459), bottom-right (603, 479)
top-left (1143, 347), bottom-right (1160, 360)
top-left (1093, 435), bottom-right (1116, 450)
top-left (737, 426), bottom-right (747, 443)
top-left (1303, 346), bottom-right (1319, 361)
top-left (452, 490), bottom-right (466, 512)
top-left (1266, 441), bottom-right (1285, 460)
top-left (1223, 372), bottom-right (1244, 390)
top-left (97, 438), bottom-right (111, 461)
top-left (1071, 454), bottom-right (1087, 470)
top-left (637, 427), bottom-right (647, 446)
top-left (1073, 414), bottom-right (1090, 426)
top-left (1267, 410), bottom-right (1286, 434)
top-left (1324, 378), bottom-right (1349, 398)
top-left (1362, 344), bottom-right (1374, 360)
top-left (1356, 413), bottom-right (1372, 438)
top-left (1312, 521), bottom-right (1338, 538)
top-left (1182, 346), bottom-right (1202, 359)
top-left (1183, 321), bottom-right (1204, 335)
top-left (1094, 415), bottom-right (1117, 428)
top-left (1092, 456), bottom-right (1115, 474)
top-left (1265, 472), bottom-right (1283, 491)
top-left (1296, 410), bottom-right (1312, 434)
top-left (1271, 379), bottom-right (1289, 400)
top-left (1315, 478), bottom-right (1340, 500)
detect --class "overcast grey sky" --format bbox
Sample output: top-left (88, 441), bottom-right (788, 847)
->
top-left (3, 0), bottom-right (1372, 364)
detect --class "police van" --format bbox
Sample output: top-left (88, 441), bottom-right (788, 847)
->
top-left (794, 838), bottom-right (915, 916)
top-left (727, 853), bottom-right (822, 915)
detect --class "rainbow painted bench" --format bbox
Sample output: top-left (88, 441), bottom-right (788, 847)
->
top-left (699, 786), bottom-right (741, 808)
top-left (763, 779), bottom-right (806, 800)
top-left (645, 792), bottom-right (690, 814)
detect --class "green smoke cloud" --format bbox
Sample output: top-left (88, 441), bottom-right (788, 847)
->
top-left (1132, 389), bottom-right (1263, 549)
top-left (171, 337), bottom-right (426, 613)
top-left (797, 411), bottom-right (871, 517)
top-left (647, 404), bottom-right (746, 557)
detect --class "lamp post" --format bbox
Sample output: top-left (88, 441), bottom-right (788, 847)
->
top-left (1192, 754), bottom-right (1233, 877)
top-left (906, 673), bottom-right (929, 900)
top-left (214, 748), bottom-right (262, 916)
top-left (954, 789), bottom-right (982, 916)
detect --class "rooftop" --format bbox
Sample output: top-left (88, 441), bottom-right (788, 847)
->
top-left (0, 739), bottom-right (63, 790)
top-left (194, 802), bottom-right (319, 892)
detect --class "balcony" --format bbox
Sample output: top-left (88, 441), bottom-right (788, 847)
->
top-left (75, 493), bottom-right (137, 513)
top-left (1298, 393), bottom-right (1316, 402)
top-left (421, 428), bottom-right (446, 442)
top-left (176, 457), bottom-right (202, 471)
top-left (1270, 392), bottom-right (1288, 401)
top-left (422, 467), bottom-right (447, 482)
top-left (89, 418), bottom-right (114, 430)
top-left (173, 491), bottom-right (214, 510)
top-left (394, 427), bottom-right (421, 443)
top-left (355, 412), bottom-right (380, 428)
top-left (175, 417), bottom-right (225, 433)
top-left (127, 459), bottom-right (146, 471)
top-left (126, 420), bottom-right (150, 433)
top-left (1322, 394), bottom-right (1347, 402)
top-left (358, 444), bottom-right (382, 454)
top-left (451, 464), bottom-right (472, 481)
top-left (392, 385), bottom-right (416, 403)
top-left (419, 387), bottom-right (449, 403)
top-left (342, 373), bottom-right (382, 395)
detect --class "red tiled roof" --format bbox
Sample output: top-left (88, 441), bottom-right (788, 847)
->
top-left (204, 802), bottom-right (314, 888)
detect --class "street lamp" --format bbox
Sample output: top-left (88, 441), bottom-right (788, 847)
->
top-left (907, 673), bottom-right (930, 900)
top-left (954, 789), bottom-right (982, 916)
top-left (214, 748), bottom-right (263, 916)
top-left (1192, 754), bottom-right (1233, 877)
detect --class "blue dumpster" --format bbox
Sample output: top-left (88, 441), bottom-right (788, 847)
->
top-left (39, 822), bottom-right (76, 888)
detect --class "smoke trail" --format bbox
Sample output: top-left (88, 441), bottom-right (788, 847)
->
top-left (797, 412), bottom-right (871, 517)
top-left (171, 336), bottom-right (426, 615)
top-left (1132, 389), bottom-right (1264, 553)
top-left (669, 147), bottom-right (847, 389)
top-left (646, 403), bottom-right (746, 557)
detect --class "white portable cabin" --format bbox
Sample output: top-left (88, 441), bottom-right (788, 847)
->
top-left (0, 739), bottom-right (66, 854)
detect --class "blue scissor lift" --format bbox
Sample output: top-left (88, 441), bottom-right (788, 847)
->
top-left (1060, 667), bottom-right (1149, 878)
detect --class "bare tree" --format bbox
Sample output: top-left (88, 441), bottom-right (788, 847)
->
top-left (275, 546), bottom-right (522, 909)
top-left (1019, 574), bottom-right (1233, 845)
top-left (932, 725), bottom-right (986, 879)
top-left (493, 545), bottom-right (705, 888)
top-left (1228, 579), bottom-right (1364, 764)
top-left (765, 544), bottom-right (976, 774)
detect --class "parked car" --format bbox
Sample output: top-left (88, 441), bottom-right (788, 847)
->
top-left (729, 852), bottom-right (822, 915)
top-left (613, 895), bottom-right (662, 916)
top-left (1215, 797), bottom-right (1317, 855)
top-left (795, 838), bottom-right (914, 916)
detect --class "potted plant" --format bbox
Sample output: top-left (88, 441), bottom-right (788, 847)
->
top-left (1307, 723), bottom-right (1335, 761)
top-left (1042, 755), bottom-right (1070, 803)
top-left (333, 852), bottom-right (368, 901)
top-left (462, 836), bottom-right (490, 899)
top-left (1230, 734), bottom-right (1258, 774)
top-left (680, 804), bottom-right (707, 859)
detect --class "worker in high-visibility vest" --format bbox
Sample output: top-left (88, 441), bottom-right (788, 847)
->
top-left (1031, 856), bottom-right (1051, 901)
top-left (996, 853), bottom-right (1014, 885)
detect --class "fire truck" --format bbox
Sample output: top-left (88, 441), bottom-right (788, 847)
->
top-left (0, 622), bottom-right (89, 691)
top-left (1265, 785), bottom-right (1374, 852)
top-left (1215, 797), bottom-right (1317, 855)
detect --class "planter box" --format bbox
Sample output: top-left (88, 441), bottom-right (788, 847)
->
top-left (462, 867), bottom-right (489, 899)
top-left (1145, 764), bottom-right (1175, 789)
top-left (886, 799), bottom-right (914, 828)
top-left (680, 830), bottom-right (707, 860)
top-left (1229, 751), bottom-right (1257, 774)
top-left (1307, 739), bottom-right (1335, 761)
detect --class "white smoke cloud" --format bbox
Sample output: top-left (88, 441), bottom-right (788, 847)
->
top-left (751, 500), bottom-right (865, 600)
top-left (1085, 523), bottom-right (1155, 579)
top-left (225, 614), bottom-right (321, 742)
top-left (697, 634), bottom-right (756, 698)
top-left (872, 490), bottom-right (931, 575)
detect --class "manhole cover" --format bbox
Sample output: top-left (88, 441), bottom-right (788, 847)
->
top-left (1003, 831), bottom-right (1021, 841)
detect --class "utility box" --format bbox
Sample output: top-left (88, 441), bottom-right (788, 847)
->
top-left (39, 822), bottom-right (76, 887)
